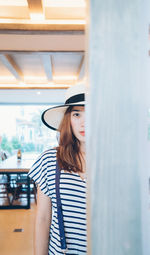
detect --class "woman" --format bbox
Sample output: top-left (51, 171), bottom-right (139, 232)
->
top-left (29, 84), bottom-right (87, 255)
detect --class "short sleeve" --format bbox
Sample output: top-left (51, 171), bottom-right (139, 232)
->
top-left (28, 153), bottom-right (50, 196)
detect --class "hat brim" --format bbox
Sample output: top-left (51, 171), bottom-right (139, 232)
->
top-left (41, 101), bottom-right (85, 131)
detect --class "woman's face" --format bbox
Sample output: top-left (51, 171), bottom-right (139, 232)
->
top-left (70, 106), bottom-right (85, 144)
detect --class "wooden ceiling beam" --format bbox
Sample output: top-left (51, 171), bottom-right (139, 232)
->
top-left (0, 23), bottom-right (85, 31)
top-left (0, 54), bottom-right (23, 81)
top-left (78, 55), bottom-right (85, 80)
top-left (27, 0), bottom-right (43, 14)
top-left (0, 33), bottom-right (85, 51)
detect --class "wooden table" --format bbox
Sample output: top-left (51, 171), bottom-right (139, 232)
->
top-left (0, 153), bottom-right (37, 209)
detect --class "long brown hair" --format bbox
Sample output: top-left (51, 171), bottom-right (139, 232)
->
top-left (56, 106), bottom-right (83, 173)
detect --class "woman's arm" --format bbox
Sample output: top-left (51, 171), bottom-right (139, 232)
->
top-left (34, 185), bottom-right (52, 255)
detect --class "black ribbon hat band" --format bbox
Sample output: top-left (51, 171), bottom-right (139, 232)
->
top-left (65, 93), bottom-right (85, 104)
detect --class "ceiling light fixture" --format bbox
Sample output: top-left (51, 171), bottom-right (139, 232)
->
top-left (53, 75), bottom-right (78, 81)
top-left (0, 76), bottom-right (17, 82)
top-left (0, 83), bottom-right (70, 89)
top-left (30, 13), bottom-right (45, 21)
top-left (0, 18), bottom-right (85, 25)
top-left (18, 82), bottom-right (25, 86)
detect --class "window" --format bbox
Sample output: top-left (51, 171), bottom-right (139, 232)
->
top-left (0, 105), bottom-right (58, 160)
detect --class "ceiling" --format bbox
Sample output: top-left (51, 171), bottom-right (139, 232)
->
top-left (0, 0), bottom-right (86, 91)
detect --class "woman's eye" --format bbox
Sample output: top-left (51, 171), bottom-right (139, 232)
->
top-left (73, 112), bottom-right (80, 117)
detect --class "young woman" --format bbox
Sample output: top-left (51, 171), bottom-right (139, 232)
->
top-left (28, 84), bottom-right (87, 255)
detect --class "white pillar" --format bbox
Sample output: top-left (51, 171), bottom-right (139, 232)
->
top-left (86, 0), bottom-right (150, 254)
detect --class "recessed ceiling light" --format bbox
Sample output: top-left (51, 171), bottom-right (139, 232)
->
top-left (0, 18), bottom-right (85, 25)
top-left (53, 75), bottom-right (77, 81)
top-left (30, 13), bottom-right (45, 21)
top-left (19, 82), bottom-right (25, 86)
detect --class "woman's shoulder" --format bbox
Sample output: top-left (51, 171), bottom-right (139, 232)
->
top-left (29, 148), bottom-right (57, 176)
top-left (40, 147), bottom-right (57, 159)
top-left (32, 148), bottom-right (57, 166)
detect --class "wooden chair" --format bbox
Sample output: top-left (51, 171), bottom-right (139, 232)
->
top-left (30, 179), bottom-right (37, 203)
top-left (12, 175), bottom-right (37, 204)
top-left (0, 153), bottom-right (12, 205)
top-left (0, 174), bottom-right (11, 205)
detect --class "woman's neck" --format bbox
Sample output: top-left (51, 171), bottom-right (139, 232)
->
top-left (79, 142), bottom-right (86, 173)
top-left (80, 142), bottom-right (85, 155)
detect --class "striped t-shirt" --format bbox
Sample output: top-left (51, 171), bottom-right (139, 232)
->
top-left (28, 148), bottom-right (87, 255)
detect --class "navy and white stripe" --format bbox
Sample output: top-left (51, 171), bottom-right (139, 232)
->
top-left (28, 148), bottom-right (87, 255)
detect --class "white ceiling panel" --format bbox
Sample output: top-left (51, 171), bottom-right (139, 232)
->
top-left (0, 0), bottom-right (28, 5)
top-left (44, 7), bottom-right (85, 20)
top-left (52, 53), bottom-right (83, 76)
top-left (0, 0), bottom-right (29, 19)
top-left (11, 53), bottom-right (46, 77)
top-left (43, 0), bottom-right (86, 19)
top-left (0, 6), bottom-right (30, 19)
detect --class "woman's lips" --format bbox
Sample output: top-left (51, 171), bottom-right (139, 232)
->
top-left (80, 131), bottom-right (85, 136)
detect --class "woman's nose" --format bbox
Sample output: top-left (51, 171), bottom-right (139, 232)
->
top-left (80, 114), bottom-right (85, 126)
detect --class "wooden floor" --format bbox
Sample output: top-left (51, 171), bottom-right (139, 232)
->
top-left (0, 200), bottom-right (36, 255)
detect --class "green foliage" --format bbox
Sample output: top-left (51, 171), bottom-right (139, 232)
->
top-left (22, 143), bottom-right (35, 152)
top-left (1, 135), bottom-right (12, 154)
top-left (11, 136), bottom-right (21, 150)
top-left (1, 135), bottom-right (37, 154)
